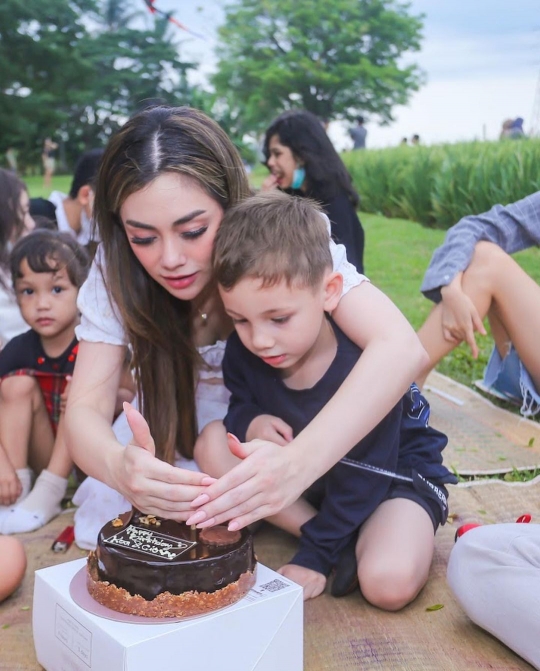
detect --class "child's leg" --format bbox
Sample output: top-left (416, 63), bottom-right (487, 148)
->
top-left (356, 497), bottom-right (434, 611)
top-left (194, 421), bottom-right (316, 536)
top-left (0, 377), bottom-right (50, 507)
top-left (0, 377), bottom-right (70, 533)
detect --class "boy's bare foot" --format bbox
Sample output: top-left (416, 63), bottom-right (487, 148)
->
top-left (277, 564), bottom-right (326, 600)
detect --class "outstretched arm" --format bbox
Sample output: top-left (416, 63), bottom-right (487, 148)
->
top-left (187, 282), bottom-right (427, 530)
top-left (65, 341), bottom-right (212, 520)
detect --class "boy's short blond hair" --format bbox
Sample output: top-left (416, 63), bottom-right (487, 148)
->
top-left (213, 191), bottom-right (332, 290)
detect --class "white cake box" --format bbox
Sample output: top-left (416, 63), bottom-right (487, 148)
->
top-left (33, 558), bottom-right (303, 671)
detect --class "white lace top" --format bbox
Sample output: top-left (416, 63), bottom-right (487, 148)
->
top-left (76, 233), bottom-right (367, 430)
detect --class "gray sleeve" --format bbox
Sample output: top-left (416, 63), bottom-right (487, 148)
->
top-left (421, 191), bottom-right (540, 302)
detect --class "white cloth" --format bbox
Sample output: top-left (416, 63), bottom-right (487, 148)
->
top-left (48, 191), bottom-right (93, 246)
top-left (0, 270), bottom-right (28, 348)
top-left (448, 523), bottom-right (540, 670)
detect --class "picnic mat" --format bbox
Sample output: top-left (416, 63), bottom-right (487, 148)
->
top-left (424, 371), bottom-right (540, 475)
top-left (1, 480), bottom-right (539, 671)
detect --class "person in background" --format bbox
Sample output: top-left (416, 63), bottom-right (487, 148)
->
top-left (416, 191), bottom-right (540, 418)
top-left (0, 169), bottom-right (35, 349)
top-left (411, 134), bottom-right (420, 146)
top-left (31, 148), bottom-right (104, 247)
top-left (64, 105), bottom-right (427, 539)
top-left (42, 138), bottom-right (59, 191)
top-left (261, 109), bottom-right (365, 273)
top-left (5, 148), bottom-right (18, 174)
top-left (400, 137), bottom-right (408, 146)
top-left (349, 116), bottom-right (367, 150)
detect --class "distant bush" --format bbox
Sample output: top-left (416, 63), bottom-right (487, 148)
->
top-left (342, 139), bottom-right (540, 228)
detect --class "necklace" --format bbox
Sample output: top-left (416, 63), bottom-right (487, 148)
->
top-left (199, 310), bottom-right (208, 324)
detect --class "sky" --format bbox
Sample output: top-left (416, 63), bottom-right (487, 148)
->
top-left (152, 0), bottom-right (540, 150)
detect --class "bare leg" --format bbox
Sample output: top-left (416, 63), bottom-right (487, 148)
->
top-left (356, 498), bottom-right (434, 611)
top-left (194, 421), bottom-right (316, 536)
top-left (417, 242), bottom-right (540, 389)
top-left (0, 376), bottom-right (53, 472)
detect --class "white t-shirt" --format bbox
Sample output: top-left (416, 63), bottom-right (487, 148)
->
top-left (49, 191), bottom-right (93, 246)
top-left (0, 269), bottom-right (28, 349)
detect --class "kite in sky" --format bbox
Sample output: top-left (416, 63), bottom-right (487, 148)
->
top-left (142, 1), bottom-right (206, 39)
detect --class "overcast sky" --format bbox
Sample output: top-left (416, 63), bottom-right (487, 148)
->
top-left (153, 0), bottom-right (540, 149)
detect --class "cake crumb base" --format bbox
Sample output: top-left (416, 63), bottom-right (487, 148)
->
top-left (86, 552), bottom-right (256, 618)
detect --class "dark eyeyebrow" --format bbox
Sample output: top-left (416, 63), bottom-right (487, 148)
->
top-left (125, 209), bottom-right (207, 230)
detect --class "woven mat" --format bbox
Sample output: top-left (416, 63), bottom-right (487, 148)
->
top-left (424, 371), bottom-right (540, 475)
top-left (2, 481), bottom-right (539, 671)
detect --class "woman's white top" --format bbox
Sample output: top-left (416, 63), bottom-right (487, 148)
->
top-left (76, 234), bottom-right (368, 430)
top-left (0, 270), bottom-right (28, 349)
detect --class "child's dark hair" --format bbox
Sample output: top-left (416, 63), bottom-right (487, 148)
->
top-left (69, 148), bottom-right (104, 199)
top-left (214, 191), bottom-right (332, 291)
top-left (10, 229), bottom-right (90, 288)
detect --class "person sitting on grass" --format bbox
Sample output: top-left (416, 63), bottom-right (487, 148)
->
top-left (0, 230), bottom-right (90, 533)
top-left (416, 190), bottom-right (540, 419)
top-left (196, 191), bottom-right (456, 604)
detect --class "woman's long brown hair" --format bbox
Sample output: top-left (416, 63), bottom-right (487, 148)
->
top-left (93, 106), bottom-right (250, 463)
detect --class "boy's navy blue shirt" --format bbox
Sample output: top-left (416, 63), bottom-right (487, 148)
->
top-left (223, 319), bottom-right (454, 577)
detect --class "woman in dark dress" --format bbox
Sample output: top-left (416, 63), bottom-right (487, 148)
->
top-left (262, 110), bottom-right (364, 273)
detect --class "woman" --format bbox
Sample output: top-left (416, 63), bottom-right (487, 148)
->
top-left (261, 110), bottom-right (365, 273)
top-left (0, 169), bottom-right (35, 349)
top-left (65, 105), bottom-right (426, 534)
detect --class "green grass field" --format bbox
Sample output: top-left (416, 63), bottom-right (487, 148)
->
top-left (28, 174), bottom-right (540, 392)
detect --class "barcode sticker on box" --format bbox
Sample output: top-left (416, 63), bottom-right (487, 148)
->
top-left (260, 579), bottom-right (289, 593)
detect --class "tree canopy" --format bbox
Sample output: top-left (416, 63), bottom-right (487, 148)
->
top-left (0, 0), bottom-right (196, 169)
top-left (213, 0), bottom-right (425, 130)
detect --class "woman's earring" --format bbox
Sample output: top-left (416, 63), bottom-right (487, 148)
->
top-left (291, 166), bottom-right (306, 189)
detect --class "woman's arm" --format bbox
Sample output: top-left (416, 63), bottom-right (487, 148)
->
top-left (187, 282), bottom-right (428, 530)
top-left (65, 341), bottom-right (212, 519)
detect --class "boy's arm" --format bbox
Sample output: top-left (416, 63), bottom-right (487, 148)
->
top-left (222, 335), bottom-right (267, 442)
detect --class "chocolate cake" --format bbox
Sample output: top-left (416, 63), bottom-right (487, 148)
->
top-left (86, 509), bottom-right (256, 618)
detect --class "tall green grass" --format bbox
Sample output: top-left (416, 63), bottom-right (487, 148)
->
top-left (343, 139), bottom-right (540, 228)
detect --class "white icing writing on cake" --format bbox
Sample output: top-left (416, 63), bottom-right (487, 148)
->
top-left (103, 525), bottom-right (197, 561)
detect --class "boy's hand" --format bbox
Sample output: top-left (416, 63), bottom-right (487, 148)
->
top-left (0, 459), bottom-right (22, 506)
top-left (59, 376), bottom-right (72, 414)
top-left (277, 564), bottom-right (327, 600)
top-left (246, 414), bottom-right (293, 446)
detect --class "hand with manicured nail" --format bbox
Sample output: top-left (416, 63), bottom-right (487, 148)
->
top-left (116, 402), bottom-right (215, 520)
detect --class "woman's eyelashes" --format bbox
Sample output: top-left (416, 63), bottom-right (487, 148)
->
top-left (129, 226), bottom-right (208, 246)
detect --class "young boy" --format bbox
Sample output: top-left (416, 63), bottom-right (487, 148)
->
top-left (0, 230), bottom-right (89, 533)
top-left (211, 191), bottom-right (457, 606)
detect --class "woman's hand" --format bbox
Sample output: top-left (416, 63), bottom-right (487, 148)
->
top-left (246, 414), bottom-right (293, 445)
top-left (440, 276), bottom-right (486, 358)
top-left (260, 174), bottom-right (279, 192)
top-left (186, 433), bottom-right (308, 530)
top-left (112, 402), bottom-right (215, 521)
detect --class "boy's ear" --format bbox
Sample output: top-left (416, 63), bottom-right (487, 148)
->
top-left (323, 271), bottom-right (343, 313)
top-left (76, 184), bottom-right (91, 206)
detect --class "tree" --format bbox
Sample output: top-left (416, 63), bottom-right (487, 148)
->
top-left (213, 0), bottom-right (425, 130)
top-left (0, 0), bottom-right (197, 170)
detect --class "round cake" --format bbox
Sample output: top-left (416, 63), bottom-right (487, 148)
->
top-left (86, 509), bottom-right (257, 618)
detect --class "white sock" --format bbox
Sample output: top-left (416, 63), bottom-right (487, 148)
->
top-left (0, 467), bottom-right (33, 515)
top-left (0, 469), bottom-right (67, 534)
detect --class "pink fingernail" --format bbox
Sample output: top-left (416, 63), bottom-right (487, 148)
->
top-left (196, 517), bottom-right (216, 529)
top-left (228, 521), bottom-right (240, 531)
top-left (227, 432), bottom-right (241, 445)
top-left (191, 493), bottom-right (210, 507)
top-left (201, 477), bottom-right (217, 486)
top-left (186, 510), bottom-right (206, 525)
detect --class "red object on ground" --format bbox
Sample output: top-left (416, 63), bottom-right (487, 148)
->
top-left (51, 525), bottom-right (75, 553)
top-left (516, 514), bottom-right (532, 523)
top-left (454, 523), bottom-right (482, 541)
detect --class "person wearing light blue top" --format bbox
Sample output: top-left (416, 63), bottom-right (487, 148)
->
top-left (416, 190), bottom-right (540, 417)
